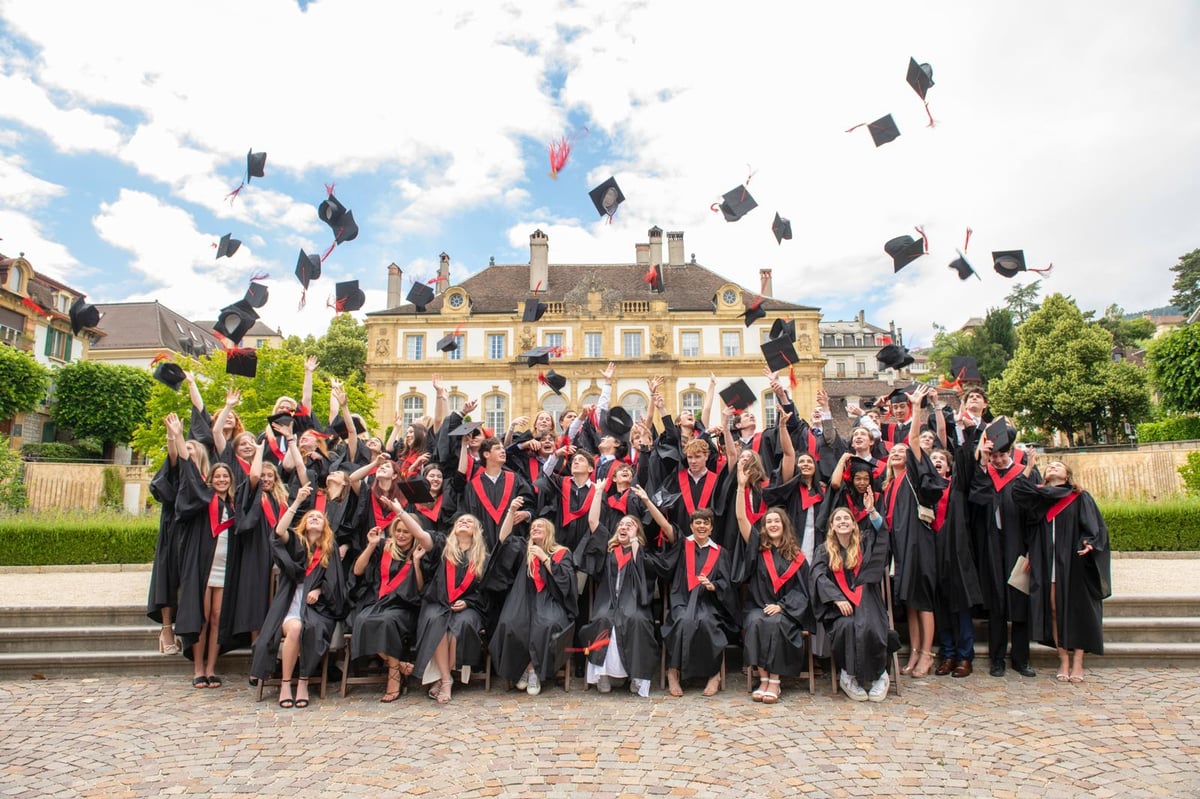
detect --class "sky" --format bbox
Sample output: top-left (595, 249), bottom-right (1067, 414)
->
top-left (2, 0), bottom-right (1198, 347)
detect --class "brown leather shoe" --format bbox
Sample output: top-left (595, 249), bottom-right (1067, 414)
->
top-left (935, 658), bottom-right (956, 677)
top-left (952, 660), bottom-right (973, 678)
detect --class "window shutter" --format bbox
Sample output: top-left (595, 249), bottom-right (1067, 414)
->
top-left (44, 329), bottom-right (53, 356)
top-left (64, 334), bottom-right (73, 360)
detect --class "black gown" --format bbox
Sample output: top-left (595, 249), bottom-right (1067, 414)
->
top-left (813, 524), bottom-right (892, 688)
top-left (146, 461), bottom-right (180, 624)
top-left (935, 451), bottom-right (983, 615)
top-left (968, 453), bottom-right (1035, 621)
top-left (249, 533), bottom-right (348, 680)
top-left (349, 544), bottom-right (430, 662)
top-left (739, 530), bottom-right (815, 677)
top-left (1011, 483), bottom-right (1110, 655)
top-left (881, 448), bottom-right (946, 613)
top-left (411, 547), bottom-right (490, 683)
top-left (230, 484), bottom-right (280, 638)
top-left (662, 536), bottom-right (738, 679)
top-left (490, 546), bottom-right (579, 683)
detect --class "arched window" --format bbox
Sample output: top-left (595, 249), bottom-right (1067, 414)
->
top-left (401, 394), bottom-right (426, 427)
top-left (447, 393), bottom-right (466, 414)
top-left (680, 390), bottom-right (704, 417)
top-left (484, 393), bottom-right (507, 433)
top-left (619, 391), bottom-right (648, 423)
top-left (581, 391), bottom-right (601, 407)
top-left (541, 392), bottom-right (567, 421)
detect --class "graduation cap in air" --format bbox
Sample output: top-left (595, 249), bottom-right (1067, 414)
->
top-left (847, 114), bottom-right (900, 147)
top-left (770, 318), bottom-right (796, 342)
top-left (992, 250), bottom-right (1052, 279)
top-left (152, 361), bottom-right (186, 391)
top-left (742, 301), bottom-right (766, 327)
top-left (589, 177), bottom-right (624, 221)
top-left (948, 250), bottom-right (980, 281)
top-left (538, 369), bottom-right (566, 396)
top-left (243, 280), bottom-right (269, 309)
top-left (398, 476), bottom-right (436, 505)
top-left (719, 378), bottom-right (756, 411)
top-left (267, 411), bottom-right (296, 431)
top-left (329, 414), bottom-right (368, 438)
top-left (985, 415), bottom-right (1016, 453)
top-left (68, 297), bottom-right (102, 335)
top-left (407, 281), bottom-right (435, 312)
top-left (520, 346), bottom-right (555, 367)
top-left (761, 335), bottom-right (799, 373)
top-left (876, 343), bottom-right (914, 371)
top-left (714, 186), bottom-right (758, 222)
top-left (449, 420), bottom-right (483, 437)
top-left (772, 212), bottom-right (792, 244)
top-left (295, 250), bottom-right (321, 290)
top-left (885, 234), bottom-right (927, 272)
top-left (334, 280), bottom-right (367, 313)
top-left (522, 297), bottom-right (548, 323)
top-left (246, 149), bottom-right (267, 180)
top-left (906, 58), bottom-right (936, 126)
top-left (643, 263), bottom-right (664, 293)
top-left (318, 191), bottom-right (359, 255)
top-left (225, 347), bottom-right (258, 378)
top-left (647, 487), bottom-right (681, 514)
top-left (215, 233), bottom-right (242, 259)
top-left (949, 355), bottom-right (983, 383)
top-left (604, 406), bottom-right (633, 438)
top-left (437, 329), bottom-right (461, 353)
top-left (212, 300), bottom-right (259, 345)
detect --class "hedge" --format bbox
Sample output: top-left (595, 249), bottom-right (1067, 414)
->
top-left (0, 511), bottom-right (159, 566)
top-left (1097, 498), bottom-right (1200, 551)
top-left (1137, 415), bottom-right (1200, 443)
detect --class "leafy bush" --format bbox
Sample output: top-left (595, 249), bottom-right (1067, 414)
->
top-left (1179, 452), bottom-right (1200, 496)
top-left (1137, 414), bottom-right (1200, 443)
top-left (0, 510), bottom-right (159, 566)
top-left (1098, 498), bottom-right (1200, 551)
top-left (0, 437), bottom-right (27, 510)
top-left (101, 466), bottom-right (125, 510)
top-left (20, 442), bottom-right (95, 462)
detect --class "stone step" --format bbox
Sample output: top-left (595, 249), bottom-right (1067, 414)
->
top-left (0, 649), bottom-right (254, 680)
top-left (1102, 595), bottom-right (1200, 618)
top-left (0, 625), bottom-right (164, 654)
top-left (997, 642), bottom-right (1200, 669)
top-left (1099, 617), bottom-right (1200, 644)
top-left (0, 606), bottom-right (153, 628)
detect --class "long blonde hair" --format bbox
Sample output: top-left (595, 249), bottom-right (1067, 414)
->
top-left (825, 507), bottom-right (862, 572)
top-left (444, 514), bottom-right (488, 575)
top-left (882, 444), bottom-right (908, 491)
top-left (607, 515), bottom-right (648, 551)
top-left (261, 462), bottom-right (289, 506)
top-left (385, 516), bottom-right (415, 562)
top-left (527, 518), bottom-right (562, 578)
top-left (291, 510), bottom-right (335, 568)
top-left (186, 440), bottom-right (211, 482)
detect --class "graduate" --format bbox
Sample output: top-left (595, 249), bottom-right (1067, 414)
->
top-left (348, 508), bottom-right (434, 703)
top-left (932, 445), bottom-right (983, 678)
top-left (456, 436), bottom-right (535, 556)
top-left (404, 463), bottom-right (458, 538)
top-left (250, 485), bottom-right (348, 708)
top-left (662, 508), bottom-right (738, 697)
top-left (813, 505), bottom-right (892, 701)
top-left (146, 446), bottom-right (184, 656)
top-left (774, 409), bottom-right (827, 561)
top-left (489, 509), bottom-right (578, 695)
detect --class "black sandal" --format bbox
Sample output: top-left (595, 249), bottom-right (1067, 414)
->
top-left (206, 675), bottom-right (222, 688)
top-left (278, 698), bottom-right (295, 709)
top-left (294, 698), bottom-right (310, 709)
top-left (192, 676), bottom-right (209, 688)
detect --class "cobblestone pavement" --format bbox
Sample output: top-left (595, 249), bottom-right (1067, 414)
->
top-left (1, 668), bottom-right (1197, 798)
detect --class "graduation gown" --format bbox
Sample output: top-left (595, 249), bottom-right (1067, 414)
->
top-left (764, 473), bottom-right (826, 562)
top-left (578, 528), bottom-right (672, 681)
top-left (740, 530), bottom-right (815, 677)
top-left (250, 533), bottom-right (349, 680)
top-left (458, 467), bottom-right (534, 576)
top-left (349, 543), bottom-right (430, 661)
top-left (407, 491), bottom-right (458, 539)
top-left (968, 451), bottom-right (1035, 621)
top-left (813, 525), bottom-right (892, 688)
top-left (146, 461), bottom-right (180, 624)
top-left (412, 548), bottom-right (491, 682)
top-left (1011, 483), bottom-right (1110, 655)
top-left (880, 448), bottom-right (945, 613)
top-left (934, 465), bottom-right (984, 614)
top-left (662, 536), bottom-right (738, 679)
top-left (490, 546), bottom-right (579, 682)
top-left (230, 484), bottom-right (281, 637)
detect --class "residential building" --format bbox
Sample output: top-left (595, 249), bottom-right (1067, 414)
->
top-left (90, 301), bottom-right (224, 368)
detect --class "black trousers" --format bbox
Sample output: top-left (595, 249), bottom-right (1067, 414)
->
top-left (987, 610), bottom-right (1030, 666)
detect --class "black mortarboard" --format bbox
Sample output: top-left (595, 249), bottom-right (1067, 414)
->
top-left (992, 250), bottom-right (1027, 279)
top-left (761, 336), bottom-right (799, 373)
top-left (853, 114), bottom-right (900, 147)
top-left (267, 411), bottom-right (295, 430)
top-left (770, 318), bottom-right (796, 342)
top-left (589, 177), bottom-right (625, 219)
top-left (906, 58), bottom-right (935, 101)
top-left (520, 346), bottom-right (554, 367)
top-left (436, 332), bottom-right (459, 353)
top-left (847, 456), bottom-right (875, 476)
top-left (331, 210), bottom-right (359, 244)
top-left (604, 406), bottom-right (632, 437)
top-left (538, 369), bottom-right (566, 395)
top-left (876, 343), bottom-right (914, 371)
top-left (716, 186), bottom-right (758, 222)
top-left (329, 414), bottom-right (368, 438)
top-left (398, 476), bottom-right (436, 505)
top-left (215, 233), bottom-right (241, 259)
top-left (742, 300), bottom-right (766, 327)
top-left (319, 194), bottom-right (349, 227)
top-left (772, 212), bottom-right (792, 244)
top-left (152, 362), bottom-right (185, 391)
top-left (860, 396), bottom-right (878, 410)
top-left (522, 297), bottom-right (548, 323)
top-left (884, 235), bottom-right (926, 272)
top-left (295, 249), bottom-right (321, 290)
top-left (243, 281), bottom-right (269, 309)
top-left (225, 348), bottom-right (258, 378)
top-left (985, 416), bottom-right (1016, 453)
top-left (654, 436), bottom-right (681, 464)
top-left (718, 378), bottom-right (756, 411)
top-left (407, 281), bottom-right (435, 312)
top-left (336, 280), bottom-right (367, 313)
top-left (246, 149), bottom-right (267, 180)
top-left (885, 387), bottom-right (912, 406)
top-left (949, 356), bottom-right (983, 382)
top-left (212, 300), bottom-right (258, 345)
top-left (69, 297), bottom-right (102, 335)
top-left (948, 250), bottom-right (980, 281)
top-left (449, 420), bottom-right (483, 437)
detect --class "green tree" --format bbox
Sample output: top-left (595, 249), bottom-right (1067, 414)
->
top-left (130, 346), bottom-right (378, 468)
top-left (283, 313), bottom-right (368, 384)
top-left (1096, 304), bottom-right (1156, 350)
top-left (990, 294), bottom-right (1151, 445)
top-left (982, 307), bottom-right (1017, 360)
top-left (0, 345), bottom-right (49, 422)
top-left (50, 361), bottom-right (154, 452)
top-left (1004, 281), bottom-right (1042, 325)
top-left (926, 307), bottom-right (1016, 384)
top-left (1147, 322), bottom-right (1200, 412)
top-left (1168, 248), bottom-right (1200, 317)
top-left (0, 435), bottom-right (28, 510)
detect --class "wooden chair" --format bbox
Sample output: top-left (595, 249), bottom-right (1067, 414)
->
top-left (828, 577), bottom-right (902, 697)
top-left (338, 632), bottom-right (413, 698)
top-left (744, 630), bottom-right (815, 696)
top-left (256, 650), bottom-right (329, 702)
top-left (659, 604), bottom-right (729, 693)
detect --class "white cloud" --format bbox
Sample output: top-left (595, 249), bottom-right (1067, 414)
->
top-left (0, 156), bottom-right (65, 208)
top-left (0, 208), bottom-right (78, 279)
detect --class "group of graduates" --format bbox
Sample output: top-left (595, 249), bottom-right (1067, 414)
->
top-left (146, 356), bottom-right (1111, 708)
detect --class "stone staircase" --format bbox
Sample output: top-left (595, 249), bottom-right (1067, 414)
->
top-left (1, 596), bottom-right (1197, 679)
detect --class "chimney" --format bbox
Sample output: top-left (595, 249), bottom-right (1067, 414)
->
top-left (436, 252), bottom-right (450, 294)
top-left (635, 243), bottom-right (650, 266)
top-left (648, 226), bottom-right (663, 267)
top-left (386, 263), bottom-right (402, 308)
top-left (857, 309), bottom-right (865, 325)
top-left (759, 268), bottom-right (773, 297)
top-left (667, 231), bottom-right (684, 267)
top-left (530, 229), bottom-right (549, 292)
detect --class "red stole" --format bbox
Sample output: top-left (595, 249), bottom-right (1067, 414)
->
top-left (613, 545), bottom-right (633, 571)
top-left (679, 469), bottom-right (718, 515)
top-left (445, 559), bottom-right (477, 603)
top-left (743, 432), bottom-right (764, 455)
top-left (398, 451), bottom-right (422, 478)
top-left (471, 470), bottom-right (516, 525)
top-left (561, 477), bottom-right (596, 526)
top-left (933, 482), bottom-right (951, 532)
top-left (685, 540), bottom-right (720, 591)
top-left (987, 449), bottom-right (1026, 493)
top-left (743, 487), bottom-right (767, 525)
top-left (305, 547), bottom-right (322, 576)
top-left (606, 488), bottom-right (630, 515)
top-left (1045, 490), bottom-right (1081, 522)
top-left (414, 494), bottom-right (444, 524)
top-left (806, 430), bottom-right (818, 457)
top-left (235, 456), bottom-right (251, 475)
top-left (798, 483), bottom-right (823, 511)
top-left (371, 493), bottom-right (397, 529)
top-left (531, 547), bottom-right (568, 593)
top-left (208, 495), bottom-right (234, 538)
top-left (527, 455), bottom-right (541, 485)
top-left (266, 435), bottom-right (286, 462)
top-left (883, 477), bottom-right (903, 530)
top-left (315, 490), bottom-right (327, 514)
top-left (378, 548), bottom-right (412, 598)
top-left (846, 493), bottom-right (870, 523)
top-left (763, 549), bottom-right (805, 594)
top-left (260, 494), bottom-right (279, 528)
top-left (834, 561), bottom-right (863, 606)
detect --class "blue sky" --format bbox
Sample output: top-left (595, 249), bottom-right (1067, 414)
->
top-left (2, 0), bottom-right (1199, 345)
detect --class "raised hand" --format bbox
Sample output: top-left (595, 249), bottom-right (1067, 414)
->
top-left (462, 398), bottom-right (479, 416)
top-left (305, 355), bottom-right (319, 373)
top-left (601, 361), bottom-right (616, 382)
top-left (224, 388), bottom-right (241, 408)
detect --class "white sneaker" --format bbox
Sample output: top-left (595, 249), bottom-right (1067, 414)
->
top-left (515, 670), bottom-right (529, 691)
top-left (840, 670), bottom-right (868, 702)
top-left (526, 672), bottom-right (541, 696)
top-left (596, 675), bottom-right (612, 693)
top-left (868, 673), bottom-right (889, 702)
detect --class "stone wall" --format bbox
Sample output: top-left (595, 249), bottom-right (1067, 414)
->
top-left (22, 463), bottom-right (150, 513)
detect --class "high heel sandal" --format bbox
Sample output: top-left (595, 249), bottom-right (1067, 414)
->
top-left (900, 650), bottom-right (918, 676)
top-left (380, 664), bottom-right (404, 703)
top-left (911, 651), bottom-right (934, 679)
top-left (752, 678), bottom-right (769, 702)
top-left (761, 678), bottom-right (781, 704)
top-left (159, 627), bottom-right (180, 656)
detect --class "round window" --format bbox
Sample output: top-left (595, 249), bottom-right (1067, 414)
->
top-left (448, 292), bottom-right (465, 308)
top-left (722, 289), bottom-right (738, 305)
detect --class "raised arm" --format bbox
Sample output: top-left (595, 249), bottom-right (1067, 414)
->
top-left (278, 485), bottom-right (313, 541)
top-left (830, 452), bottom-right (851, 491)
top-left (907, 384), bottom-right (931, 451)
top-left (598, 362), bottom-right (616, 412)
top-left (353, 526), bottom-right (383, 577)
top-left (249, 439), bottom-right (265, 488)
top-left (779, 408), bottom-right (796, 483)
top-left (505, 416), bottom-right (530, 448)
top-left (349, 452), bottom-right (389, 493)
top-left (734, 459), bottom-right (752, 542)
top-left (332, 383), bottom-right (357, 463)
top-left (632, 484), bottom-right (673, 543)
top-left (498, 496), bottom-right (528, 544)
top-left (393, 500), bottom-right (435, 552)
top-left (702, 372), bottom-right (717, 430)
top-left (721, 405), bottom-right (738, 475)
top-left (164, 412), bottom-right (184, 466)
top-left (184, 370), bottom-right (205, 413)
top-left (301, 355), bottom-right (318, 413)
top-left (432, 373), bottom-right (448, 431)
top-left (212, 388), bottom-right (239, 455)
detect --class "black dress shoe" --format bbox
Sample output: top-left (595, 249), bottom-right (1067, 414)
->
top-left (1013, 663), bottom-right (1037, 678)
top-left (988, 660), bottom-right (1005, 678)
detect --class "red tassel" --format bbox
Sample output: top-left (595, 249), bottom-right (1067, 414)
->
top-left (845, 122), bottom-right (866, 133)
top-left (924, 101), bottom-right (935, 128)
top-left (710, 202), bottom-right (722, 214)
top-left (324, 182), bottom-right (336, 197)
top-left (538, 372), bottom-right (548, 386)
top-left (149, 352), bottom-right (170, 366)
top-left (789, 367), bottom-right (797, 389)
top-left (22, 297), bottom-right (49, 317)
top-left (879, 335), bottom-right (893, 346)
top-left (225, 183), bottom-right (244, 204)
top-left (532, 280), bottom-right (542, 295)
top-left (320, 242), bottom-right (336, 262)
top-left (914, 225), bottom-right (929, 253)
top-left (548, 137), bottom-right (571, 179)
top-left (963, 227), bottom-right (973, 251)
top-left (1030, 263), bottom-right (1054, 277)
top-left (249, 270), bottom-right (269, 282)
top-left (297, 290), bottom-right (307, 311)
